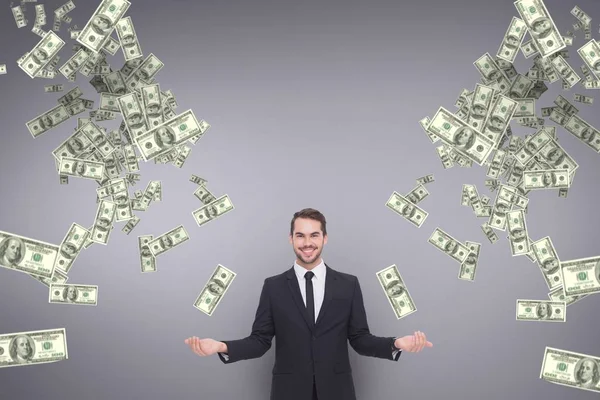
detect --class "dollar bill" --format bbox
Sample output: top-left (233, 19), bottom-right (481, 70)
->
top-left (141, 83), bottom-right (163, 128)
top-left (122, 215), bottom-right (140, 235)
top-left (173, 145), bottom-right (192, 168)
top-left (54, 223), bottom-right (89, 274)
top-left (11, 5), bottom-right (27, 28)
top-left (80, 122), bottom-right (115, 158)
top-left (497, 16), bottom-right (528, 63)
top-left (550, 55), bottom-right (580, 88)
top-left (192, 194), bottom-right (235, 227)
top-left (428, 228), bottom-right (470, 263)
top-left (385, 191), bottom-right (428, 228)
top-left (147, 225), bottom-right (190, 257)
top-left (99, 92), bottom-right (122, 113)
top-left (516, 300), bottom-right (565, 322)
top-left (117, 92), bottom-right (149, 139)
top-left (26, 104), bottom-right (70, 138)
top-left (573, 94), bottom-right (593, 104)
top-left (58, 48), bottom-right (89, 78)
top-left (467, 84), bottom-right (495, 130)
top-left (563, 114), bottom-right (600, 153)
top-left (486, 149), bottom-right (505, 179)
top-left (548, 285), bottom-right (589, 307)
top-left (514, 127), bottom-right (552, 166)
top-left (58, 157), bottom-right (104, 180)
top-left (531, 236), bottom-right (562, 290)
top-left (404, 184), bottom-right (429, 205)
top-left (49, 284), bottom-right (98, 306)
top-left (134, 109), bottom-right (202, 161)
top-left (506, 209), bottom-right (530, 256)
top-left (376, 264), bottom-right (417, 320)
top-left (0, 230), bottom-right (59, 278)
top-left (0, 328), bottom-right (67, 368)
top-left (488, 184), bottom-right (515, 230)
top-left (115, 16), bottom-right (143, 61)
top-left (193, 264), bottom-right (237, 316)
top-left (416, 174), bottom-right (434, 185)
top-left (523, 169), bottom-right (569, 190)
top-left (560, 256), bottom-right (600, 296)
top-left (435, 144), bottom-right (454, 169)
top-left (577, 39), bottom-right (600, 80)
top-left (419, 116), bottom-right (438, 143)
top-left (138, 235), bottom-right (156, 272)
top-left (125, 53), bottom-right (164, 90)
top-left (514, 0), bottom-right (565, 58)
top-left (113, 191), bottom-right (133, 222)
top-left (459, 241), bottom-right (480, 281)
top-left (481, 94), bottom-right (518, 146)
top-left (427, 107), bottom-right (494, 165)
top-left (90, 200), bottom-right (116, 245)
top-left (473, 53), bottom-right (512, 92)
top-left (76, 0), bottom-right (131, 53)
top-left (190, 174), bottom-right (208, 186)
top-left (540, 347), bottom-right (600, 393)
top-left (44, 84), bottom-right (64, 92)
top-left (31, 268), bottom-right (68, 288)
top-left (18, 31), bottom-right (65, 78)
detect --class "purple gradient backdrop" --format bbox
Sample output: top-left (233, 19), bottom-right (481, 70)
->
top-left (1, 0), bottom-right (600, 399)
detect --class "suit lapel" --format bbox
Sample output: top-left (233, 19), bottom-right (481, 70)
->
top-left (285, 263), bottom-right (337, 334)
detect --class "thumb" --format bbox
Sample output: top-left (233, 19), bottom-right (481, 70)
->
top-left (426, 341), bottom-right (433, 347)
top-left (184, 338), bottom-right (189, 344)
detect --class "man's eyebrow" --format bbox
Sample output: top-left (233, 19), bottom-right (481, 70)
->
top-left (295, 232), bottom-right (320, 235)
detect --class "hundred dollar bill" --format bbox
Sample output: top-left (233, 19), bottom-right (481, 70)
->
top-left (523, 169), bottom-right (569, 190)
top-left (0, 328), bottom-right (67, 368)
top-left (550, 55), bottom-right (580, 89)
top-left (99, 92), bottom-right (121, 113)
top-left (506, 209), bottom-right (530, 256)
top-left (44, 84), bottom-right (64, 92)
top-left (563, 114), bottom-right (600, 153)
top-left (113, 191), bottom-right (133, 222)
top-left (376, 264), bottom-right (417, 320)
top-left (11, 5), bottom-right (27, 28)
top-left (125, 53), bottom-right (164, 90)
top-left (141, 83), bottom-right (163, 128)
top-left (49, 284), bottom-right (98, 305)
top-left (117, 92), bottom-right (149, 139)
top-left (190, 175), bottom-right (208, 186)
top-left (548, 285), bottom-right (589, 307)
top-left (58, 157), bottom-right (104, 180)
top-left (419, 116), bottom-right (438, 143)
top-left (514, 0), bottom-right (565, 58)
top-left (90, 200), bottom-right (116, 245)
top-left (514, 127), bottom-right (552, 165)
top-left (135, 109), bottom-right (202, 161)
top-left (427, 107), bottom-right (494, 165)
top-left (516, 300), bottom-right (565, 322)
top-left (459, 241), bottom-right (480, 281)
top-left (97, 177), bottom-right (126, 198)
top-left (115, 16), bottom-right (142, 61)
top-left (513, 98), bottom-right (535, 118)
top-left (147, 225), bottom-right (190, 257)
top-left (138, 235), bottom-right (156, 272)
top-left (536, 139), bottom-right (579, 180)
top-left (192, 195), bottom-right (235, 227)
top-left (385, 191), bottom-right (428, 228)
top-left (573, 94), bottom-right (593, 104)
top-left (540, 347), bottom-right (600, 393)
top-left (577, 39), bottom-right (600, 80)
top-left (26, 104), bottom-right (70, 138)
top-left (416, 174), bottom-right (434, 185)
top-left (58, 48), bottom-right (89, 78)
top-left (531, 236), bottom-right (562, 290)
top-left (80, 122), bottom-right (115, 158)
top-left (193, 264), bottom-right (237, 316)
top-left (473, 53), bottom-right (512, 93)
top-left (560, 256), bottom-right (600, 296)
top-left (486, 149), bottom-right (505, 179)
top-left (31, 268), bottom-right (68, 288)
top-left (435, 145), bottom-right (454, 169)
top-left (54, 223), bottom-right (89, 274)
top-left (0, 230), bottom-right (59, 278)
top-left (76, 0), bottom-right (131, 53)
top-left (123, 144), bottom-right (140, 172)
top-left (428, 228), bottom-right (470, 263)
top-left (481, 95), bottom-right (517, 146)
top-left (173, 145), bottom-right (192, 168)
top-left (467, 84), bottom-right (495, 130)
top-left (497, 16), bottom-right (528, 63)
top-left (122, 215), bottom-right (140, 235)
top-left (488, 184), bottom-right (515, 230)
top-left (18, 31), bottom-right (65, 78)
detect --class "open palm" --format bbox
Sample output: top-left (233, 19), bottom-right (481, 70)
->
top-left (395, 331), bottom-right (433, 352)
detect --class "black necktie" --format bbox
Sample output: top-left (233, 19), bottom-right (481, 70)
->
top-left (304, 271), bottom-right (315, 327)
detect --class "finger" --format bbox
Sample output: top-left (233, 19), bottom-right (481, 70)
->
top-left (193, 338), bottom-right (206, 356)
top-left (417, 331), bottom-right (424, 352)
top-left (419, 332), bottom-right (426, 351)
top-left (426, 341), bottom-right (433, 347)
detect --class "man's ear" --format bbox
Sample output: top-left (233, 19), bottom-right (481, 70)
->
top-left (323, 234), bottom-right (328, 245)
top-left (289, 235), bottom-right (293, 244)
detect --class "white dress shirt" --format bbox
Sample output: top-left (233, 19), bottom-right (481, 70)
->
top-left (220, 258), bottom-right (400, 360)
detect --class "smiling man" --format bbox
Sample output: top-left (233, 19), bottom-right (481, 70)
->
top-left (185, 208), bottom-right (432, 400)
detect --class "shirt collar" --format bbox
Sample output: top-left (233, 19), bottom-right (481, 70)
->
top-left (294, 257), bottom-right (326, 282)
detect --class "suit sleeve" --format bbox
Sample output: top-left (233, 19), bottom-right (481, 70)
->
top-left (217, 278), bottom-right (275, 364)
top-left (347, 277), bottom-right (402, 361)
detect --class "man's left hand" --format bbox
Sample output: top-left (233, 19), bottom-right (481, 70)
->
top-left (395, 331), bottom-right (433, 352)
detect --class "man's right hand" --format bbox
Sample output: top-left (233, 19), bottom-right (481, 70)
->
top-left (184, 337), bottom-right (226, 356)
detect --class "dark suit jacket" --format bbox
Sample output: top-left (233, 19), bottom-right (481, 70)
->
top-left (218, 263), bottom-right (401, 400)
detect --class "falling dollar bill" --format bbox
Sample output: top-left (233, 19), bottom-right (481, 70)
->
top-left (514, 0), bottom-right (565, 58)
top-left (122, 215), bottom-right (140, 235)
top-left (550, 55), bottom-right (580, 89)
top-left (563, 114), bottom-right (600, 153)
top-left (26, 104), bottom-right (70, 138)
top-left (428, 228), bottom-right (470, 264)
top-left (548, 285), bottom-right (589, 307)
top-left (522, 169), bottom-right (570, 190)
top-left (481, 94), bottom-right (518, 146)
top-left (385, 191), bottom-right (428, 228)
top-left (560, 256), bottom-right (600, 296)
top-left (54, 223), bottom-right (90, 274)
top-left (0, 328), bottom-right (67, 368)
top-left (117, 92), bottom-right (149, 139)
top-left (540, 347), bottom-right (600, 393)
top-left (193, 264), bottom-right (237, 316)
top-left (531, 236), bottom-right (562, 290)
top-left (90, 200), bottom-right (117, 245)
top-left (0, 230), bottom-right (59, 278)
top-left (192, 194), bottom-right (235, 227)
top-left (506, 209), bottom-right (530, 256)
top-left (497, 16), bottom-right (528, 63)
top-left (58, 157), bottom-right (105, 181)
top-left (459, 241), bottom-right (480, 281)
top-left (18, 31), bottom-right (65, 78)
top-left (115, 16), bottom-right (143, 61)
top-left (31, 268), bottom-right (69, 288)
top-left (49, 284), bottom-right (98, 305)
top-left (488, 184), bottom-right (515, 231)
top-left (577, 39), bottom-right (600, 80)
top-left (426, 106), bottom-right (494, 165)
top-left (404, 184), bottom-right (429, 205)
top-left (573, 94), bottom-right (593, 104)
top-left (416, 174), bottom-right (434, 185)
top-left (376, 264), bottom-right (417, 320)
top-left (147, 225), bottom-right (190, 257)
top-left (516, 300), bottom-right (565, 322)
top-left (76, 0), bottom-right (131, 53)
top-left (481, 222), bottom-right (499, 244)
top-left (138, 235), bottom-right (156, 272)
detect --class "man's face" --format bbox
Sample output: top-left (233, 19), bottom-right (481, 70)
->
top-left (543, 258), bottom-right (558, 271)
top-left (156, 128), bottom-right (174, 145)
top-left (67, 286), bottom-right (76, 300)
top-left (93, 15), bottom-right (110, 31)
top-left (75, 162), bottom-right (85, 174)
top-left (97, 218), bottom-right (110, 229)
top-left (456, 128), bottom-right (474, 146)
top-left (445, 240), bottom-right (457, 254)
top-left (580, 128), bottom-right (594, 142)
top-left (547, 148), bottom-right (563, 163)
top-left (579, 360), bottom-right (595, 381)
top-left (289, 218), bottom-right (327, 266)
top-left (542, 172), bottom-right (553, 186)
top-left (16, 337), bottom-right (31, 358)
top-left (533, 19), bottom-right (551, 35)
top-left (121, 35), bottom-right (136, 46)
top-left (511, 229), bottom-right (526, 241)
top-left (488, 116), bottom-right (504, 130)
top-left (505, 35), bottom-right (519, 47)
top-left (5, 239), bottom-right (20, 261)
top-left (539, 304), bottom-right (549, 316)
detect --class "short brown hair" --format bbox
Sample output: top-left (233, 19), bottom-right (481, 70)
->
top-left (290, 208), bottom-right (327, 236)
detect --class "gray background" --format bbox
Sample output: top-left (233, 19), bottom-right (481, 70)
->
top-left (1, 0), bottom-right (599, 399)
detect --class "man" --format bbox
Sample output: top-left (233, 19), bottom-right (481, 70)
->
top-left (185, 208), bottom-right (432, 400)
top-left (0, 237), bottom-right (24, 268)
top-left (10, 335), bottom-right (34, 364)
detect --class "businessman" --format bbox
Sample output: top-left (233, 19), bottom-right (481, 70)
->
top-left (185, 208), bottom-right (433, 400)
